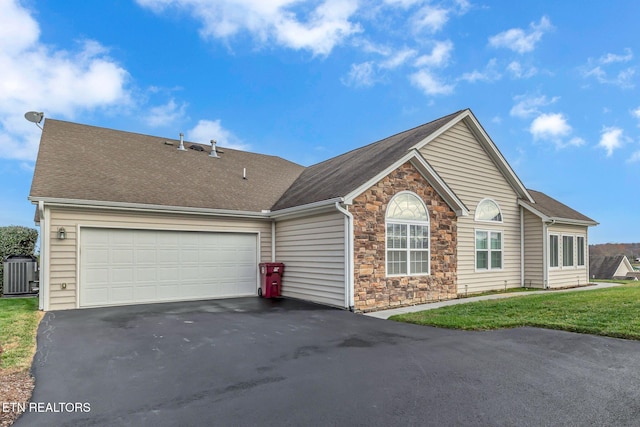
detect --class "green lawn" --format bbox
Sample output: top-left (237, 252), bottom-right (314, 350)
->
top-left (391, 282), bottom-right (640, 340)
top-left (0, 297), bottom-right (41, 372)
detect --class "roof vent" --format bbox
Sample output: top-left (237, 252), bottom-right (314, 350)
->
top-left (209, 140), bottom-right (219, 158)
top-left (189, 144), bottom-right (204, 152)
top-left (177, 133), bottom-right (187, 151)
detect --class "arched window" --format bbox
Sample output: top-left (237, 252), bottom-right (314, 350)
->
top-left (474, 199), bottom-right (503, 271)
top-left (386, 192), bottom-right (430, 276)
top-left (475, 199), bottom-right (503, 222)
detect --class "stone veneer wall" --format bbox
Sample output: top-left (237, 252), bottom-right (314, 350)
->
top-left (350, 162), bottom-right (457, 312)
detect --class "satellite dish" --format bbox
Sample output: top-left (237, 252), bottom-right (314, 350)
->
top-left (24, 111), bottom-right (44, 124)
top-left (24, 111), bottom-right (44, 130)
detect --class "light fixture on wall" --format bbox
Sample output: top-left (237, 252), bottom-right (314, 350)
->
top-left (57, 227), bottom-right (66, 240)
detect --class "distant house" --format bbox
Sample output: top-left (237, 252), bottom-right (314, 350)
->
top-left (589, 255), bottom-right (636, 280)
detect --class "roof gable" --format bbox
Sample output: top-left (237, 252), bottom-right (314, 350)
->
top-left (30, 120), bottom-right (304, 212)
top-left (410, 109), bottom-right (533, 202)
top-left (271, 110), bottom-right (463, 211)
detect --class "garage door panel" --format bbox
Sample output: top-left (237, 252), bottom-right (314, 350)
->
top-left (134, 285), bottom-right (157, 300)
top-left (111, 286), bottom-right (134, 302)
top-left (158, 267), bottom-right (179, 281)
top-left (80, 229), bottom-right (258, 307)
top-left (112, 249), bottom-right (135, 264)
top-left (135, 249), bottom-right (157, 263)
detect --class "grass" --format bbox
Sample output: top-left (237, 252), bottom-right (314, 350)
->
top-left (391, 282), bottom-right (640, 340)
top-left (0, 297), bottom-right (42, 372)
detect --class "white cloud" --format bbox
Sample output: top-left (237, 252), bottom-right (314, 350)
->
top-left (529, 113), bottom-right (583, 149)
top-left (186, 119), bottom-right (249, 150)
top-left (510, 94), bottom-right (559, 118)
top-left (410, 69), bottom-right (454, 95)
top-left (583, 49), bottom-right (636, 88)
top-left (628, 150), bottom-right (640, 163)
top-left (584, 65), bottom-right (636, 88)
top-left (459, 58), bottom-right (501, 83)
top-left (411, 5), bottom-right (449, 33)
top-left (0, 0), bottom-right (131, 161)
top-left (382, 0), bottom-right (422, 7)
top-left (489, 16), bottom-right (552, 54)
top-left (341, 62), bottom-right (377, 87)
top-left (380, 48), bottom-right (417, 69)
top-left (597, 126), bottom-right (625, 157)
top-left (506, 61), bottom-right (537, 79)
top-left (530, 113), bottom-right (571, 138)
top-left (145, 99), bottom-right (188, 127)
top-left (632, 107), bottom-right (640, 123)
top-left (414, 40), bottom-right (453, 68)
top-left (136, 0), bottom-right (361, 56)
top-left (599, 48), bottom-right (633, 64)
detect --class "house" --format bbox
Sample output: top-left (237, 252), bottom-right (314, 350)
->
top-left (29, 109), bottom-right (598, 312)
top-left (589, 255), bottom-right (636, 280)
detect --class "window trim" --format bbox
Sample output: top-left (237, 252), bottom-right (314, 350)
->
top-left (474, 228), bottom-right (504, 272)
top-left (385, 192), bottom-right (430, 277)
top-left (562, 235), bottom-right (575, 267)
top-left (474, 198), bottom-right (504, 223)
top-left (549, 232), bottom-right (587, 270)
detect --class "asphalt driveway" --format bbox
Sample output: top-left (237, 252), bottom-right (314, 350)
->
top-left (18, 297), bottom-right (640, 426)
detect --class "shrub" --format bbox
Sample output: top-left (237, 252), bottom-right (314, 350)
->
top-left (0, 226), bottom-right (38, 295)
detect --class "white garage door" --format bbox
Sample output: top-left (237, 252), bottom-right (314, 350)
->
top-left (80, 228), bottom-right (258, 307)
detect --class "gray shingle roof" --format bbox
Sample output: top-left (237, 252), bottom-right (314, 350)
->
top-left (30, 120), bottom-right (305, 212)
top-left (589, 255), bottom-right (627, 279)
top-left (271, 110), bottom-right (464, 210)
top-left (521, 189), bottom-right (597, 224)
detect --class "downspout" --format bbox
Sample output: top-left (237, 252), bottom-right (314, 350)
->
top-left (335, 202), bottom-right (355, 311)
top-left (543, 219), bottom-right (556, 289)
top-left (38, 201), bottom-right (47, 311)
top-left (520, 205), bottom-right (524, 287)
top-left (543, 221), bottom-right (548, 289)
top-left (271, 220), bottom-right (276, 262)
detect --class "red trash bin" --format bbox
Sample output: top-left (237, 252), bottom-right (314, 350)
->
top-left (259, 263), bottom-right (285, 298)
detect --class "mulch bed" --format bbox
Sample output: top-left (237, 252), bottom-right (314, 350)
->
top-left (0, 370), bottom-right (34, 427)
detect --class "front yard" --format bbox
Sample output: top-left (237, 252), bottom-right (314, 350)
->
top-left (0, 297), bottom-right (42, 427)
top-left (391, 281), bottom-right (640, 340)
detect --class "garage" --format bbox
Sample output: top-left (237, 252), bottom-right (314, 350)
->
top-left (79, 228), bottom-right (258, 307)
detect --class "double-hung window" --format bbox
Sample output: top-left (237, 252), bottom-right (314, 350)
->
top-left (563, 235), bottom-right (574, 267)
top-left (549, 234), bottom-right (559, 268)
top-left (386, 193), bottom-right (430, 276)
top-left (577, 236), bottom-right (585, 266)
top-left (476, 230), bottom-right (502, 270)
top-left (474, 199), bottom-right (503, 271)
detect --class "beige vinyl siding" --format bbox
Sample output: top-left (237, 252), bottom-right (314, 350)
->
top-left (613, 261), bottom-right (633, 278)
top-left (523, 209), bottom-right (544, 288)
top-left (275, 211), bottom-right (346, 308)
top-left (420, 121), bottom-right (521, 293)
top-left (46, 206), bottom-right (272, 310)
top-left (547, 223), bottom-right (589, 288)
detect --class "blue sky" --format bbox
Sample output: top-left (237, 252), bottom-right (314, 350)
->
top-left (1, 0), bottom-right (639, 244)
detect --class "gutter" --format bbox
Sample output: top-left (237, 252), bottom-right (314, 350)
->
top-left (269, 197), bottom-right (344, 220)
top-left (334, 202), bottom-right (355, 311)
top-left (29, 197), bottom-right (269, 219)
